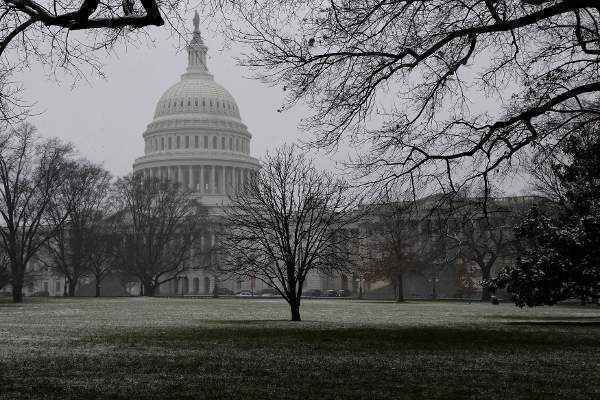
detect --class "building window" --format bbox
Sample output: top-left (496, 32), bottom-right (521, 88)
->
top-left (176, 136), bottom-right (181, 149)
top-left (204, 136), bottom-right (208, 149)
top-left (236, 138), bottom-right (240, 151)
top-left (212, 136), bottom-right (217, 149)
top-left (229, 137), bottom-right (233, 150)
top-left (195, 98), bottom-right (198, 106)
top-left (185, 136), bottom-right (190, 148)
top-left (161, 137), bottom-right (165, 150)
top-left (221, 137), bottom-right (226, 149)
top-left (195, 136), bottom-right (199, 148)
top-left (168, 137), bottom-right (172, 149)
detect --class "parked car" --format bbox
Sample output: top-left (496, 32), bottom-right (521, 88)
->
top-left (325, 289), bottom-right (338, 297)
top-left (337, 289), bottom-right (351, 297)
top-left (236, 290), bottom-right (256, 297)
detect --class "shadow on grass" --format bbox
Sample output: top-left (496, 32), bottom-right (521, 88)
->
top-left (486, 314), bottom-right (600, 327)
top-left (505, 320), bottom-right (600, 327)
top-left (2, 323), bottom-right (600, 400)
top-left (79, 322), bottom-right (600, 352)
top-left (487, 314), bottom-right (600, 320)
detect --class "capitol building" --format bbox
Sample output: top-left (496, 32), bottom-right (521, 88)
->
top-left (130, 14), bottom-right (335, 297)
top-left (6, 14), bottom-right (533, 301)
top-left (131, 13), bottom-right (268, 295)
top-left (133, 13), bottom-right (260, 209)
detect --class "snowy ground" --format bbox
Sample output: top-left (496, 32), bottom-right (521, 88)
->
top-left (1, 297), bottom-right (599, 399)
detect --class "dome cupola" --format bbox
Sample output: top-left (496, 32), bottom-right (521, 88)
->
top-left (153, 11), bottom-right (241, 120)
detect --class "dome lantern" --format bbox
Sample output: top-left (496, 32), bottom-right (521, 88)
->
top-left (184, 11), bottom-right (210, 78)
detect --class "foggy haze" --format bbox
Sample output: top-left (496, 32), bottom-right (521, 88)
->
top-left (21, 28), bottom-right (308, 178)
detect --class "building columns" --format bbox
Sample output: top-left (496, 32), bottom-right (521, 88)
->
top-left (220, 166), bottom-right (225, 194)
top-left (209, 165), bottom-right (215, 194)
top-left (177, 166), bottom-right (183, 186)
top-left (199, 165), bottom-right (204, 193)
top-left (190, 166), bottom-right (197, 191)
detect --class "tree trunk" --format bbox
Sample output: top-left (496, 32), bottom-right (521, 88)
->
top-left (481, 286), bottom-right (492, 302)
top-left (395, 273), bottom-right (404, 302)
top-left (480, 263), bottom-right (493, 301)
top-left (95, 280), bottom-right (101, 297)
top-left (290, 299), bottom-right (301, 321)
top-left (11, 281), bottom-right (23, 303)
top-left (11, 265), bottom-right (24, 303)
top-left (143, 281), bottom-right (156, 297)
top-left (67, 279), bottom-right (77, 297)
top-left (212, 278), bottom-right (219, 298)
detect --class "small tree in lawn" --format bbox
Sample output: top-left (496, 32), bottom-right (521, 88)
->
top-left (444, 190), bottom-right (517, 301)
top-left (0, 124), bottom-right (74, 302)
top-left (361, 192), bottom-right (421, 302)
top-left (113, 174), bottom-right (208, 297)
top-left (87, 232), bottom-right (117, 297)
top-left (44, 160), bottom-right (113, 296)
top-left (220, 145), bottom-right (361, 321)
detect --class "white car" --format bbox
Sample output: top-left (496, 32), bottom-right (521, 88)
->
top-left (236, 291), bottom-right (255, 297)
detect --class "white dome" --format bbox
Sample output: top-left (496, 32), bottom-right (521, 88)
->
top-left (154, 75), bottom-right (241, 120)
top-left (133, 13), bottom-right (260, 209)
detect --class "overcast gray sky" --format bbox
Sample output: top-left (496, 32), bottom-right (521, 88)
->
top-left (21, 26), bottom-right (310, 178)
top-left (18, 20), bottom-right (528, 195)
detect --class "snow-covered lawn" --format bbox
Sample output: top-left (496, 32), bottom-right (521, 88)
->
top-left (1, 297), bottom-right (599, 399)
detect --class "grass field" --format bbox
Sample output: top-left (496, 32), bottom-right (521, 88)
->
top-left (1, 297), bottom-right (599, 399)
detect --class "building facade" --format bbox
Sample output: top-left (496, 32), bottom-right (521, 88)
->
top-left (0, 15), bottom-right (544, 300)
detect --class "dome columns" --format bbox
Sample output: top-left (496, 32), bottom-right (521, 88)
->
top-left (137, 164), bottom-right (254, 196)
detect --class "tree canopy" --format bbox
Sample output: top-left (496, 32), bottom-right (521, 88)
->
top-left (213, 0), bottom-right (600, 191)
top-left (0, 0), bottom-right (192, 121)
top-left (219, 146), bottom-right (361, 321)
top-left (491, 130), bottom-right (600, 306)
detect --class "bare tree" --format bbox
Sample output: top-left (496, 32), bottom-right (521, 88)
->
top-left (0, 1), bottom-right (195, 120)
top-left (213, 0), bottom-right (600, 192)
top-left (414, 206), bottom-right (461, 300)
top-left (0, 247), bottom-right (9, 290)
top-left (112, 174), bottom-right (208, 297)
top-left (43, 159), bottom-right (113, 296)
top-left (87, 229), bottom-right (118, 297)
top-left (219, 145), bottom-right (361, 321)
top-left (450, 198), bottom-right (516, 301)
top-left (0, 124), bottom-right (74, 302)
top-left (361, 191), bottom-right (422, 302)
